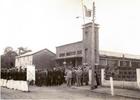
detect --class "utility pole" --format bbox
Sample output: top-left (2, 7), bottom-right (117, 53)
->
top-left (81, 0), bottom-right (98, 89)
top-left (90, 1), bottom-right (96, 90)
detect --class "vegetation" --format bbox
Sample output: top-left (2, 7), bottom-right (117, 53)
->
top-left (1, 46), bottom-right (31, 69)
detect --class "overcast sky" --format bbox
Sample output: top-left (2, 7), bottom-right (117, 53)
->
top-left (0, 0), bottom-right (140, 55)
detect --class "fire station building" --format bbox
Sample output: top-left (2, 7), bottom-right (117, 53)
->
top-left (56, 22), bottom-right (140, 68)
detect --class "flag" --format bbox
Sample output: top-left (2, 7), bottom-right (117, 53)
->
top-left (84, 5), bottom-right (91, 17)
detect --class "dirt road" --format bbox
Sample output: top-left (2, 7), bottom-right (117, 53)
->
top-left (1, 85), bottom-right (137, 100)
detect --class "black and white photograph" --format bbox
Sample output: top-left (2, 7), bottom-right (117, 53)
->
top-left (0, 0), bottom-right (140, 100)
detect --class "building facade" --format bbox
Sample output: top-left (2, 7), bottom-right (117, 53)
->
top-left (82, 23), bottom-right (99, 65)
top-left (56, 42), bottom-right (140, 68)
top-left (56, 22), bottom-right (140, 68)
top-left (56, 1), bottom-right (140, 88)
top-left (56, 41), bottom-right (83, 67)
top-left (15, 49), bottom-right (56, 70)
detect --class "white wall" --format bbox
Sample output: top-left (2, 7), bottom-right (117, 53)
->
top-left (15, 55), bottom-right (33, 69)
top-left (136, 69), bottom-right (140, 89)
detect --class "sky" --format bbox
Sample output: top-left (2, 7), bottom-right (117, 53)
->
top-left (0, 0), bottom-right (140, 55)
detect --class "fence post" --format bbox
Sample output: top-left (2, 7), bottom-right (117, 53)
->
top-left (101, 69), bottom-right (105, 85)
top-left (88, 69), bottom-right (92, 85)
top-left (110, 77), bottom-right (114, 96)
top-left (136, 68), bottom-right (140, 89)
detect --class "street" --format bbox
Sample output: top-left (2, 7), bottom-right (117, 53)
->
top-left (1, 85), bottom-right (138, 100)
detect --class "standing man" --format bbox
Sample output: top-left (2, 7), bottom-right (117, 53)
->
top-left (66, 68), bottom-right (72, 87)
top-left (76, 67), bottom-right (82, 86)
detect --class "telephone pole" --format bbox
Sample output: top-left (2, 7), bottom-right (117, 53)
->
top-left (81, 0), bottom-right (98, 89)
top-left (90, 1), bottom-right (96, 89)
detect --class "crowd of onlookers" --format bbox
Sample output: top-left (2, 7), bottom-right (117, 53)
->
top-left (35, 67), bottom-right (65, 86)
top-left (1, 65), bottom-right (100, 88)
top-left (1, 68), bottom-right (26, 81)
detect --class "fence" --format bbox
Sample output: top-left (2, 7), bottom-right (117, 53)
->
top-left (105, 67), bottom-right (136, 81)
top-left (101, 68), bottom-right (140, 90)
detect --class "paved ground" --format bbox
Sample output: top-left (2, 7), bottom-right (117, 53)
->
top-left (1, 85), bottom-right (139, 100)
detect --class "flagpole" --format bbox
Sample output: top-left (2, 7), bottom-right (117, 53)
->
top-left (81, 0), bottom-right (85, 25)
top-left (81, 0), bottom-right (87, 64)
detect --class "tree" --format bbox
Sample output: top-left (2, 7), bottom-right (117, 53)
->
top-left (4, 46), bottom-right (13, 54)
top-left (1, 46), bottom-right (18, 69)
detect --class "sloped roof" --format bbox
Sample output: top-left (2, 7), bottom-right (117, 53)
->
top-left (100, 50), bottom-right (140, 60)
top-left (16, 48), bottom-right (56, 58)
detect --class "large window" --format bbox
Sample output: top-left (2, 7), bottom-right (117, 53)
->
top-left (107, 59), bottom-right (118, 66)
top-left (131, 61), bottom-right (140, 68)
top-left (120, 61), bottom-right (130, 67)
top-left (66, 51), bottom-right (76, 56)
top-left (77, 50), bottom-right (82, 55)
top-left (100, 59), bottom-right (107, 66)
top-left (59, 53), bottom-right (65, 57)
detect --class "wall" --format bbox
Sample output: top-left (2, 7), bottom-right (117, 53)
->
top-left (56, 41), bottom-right (83, 59)
top-left (82, 22), bottom-right (99, 65)
top-left (15, 56), bottom-right (32, 69)
top-left (33, 49), bottom-right (56, 70)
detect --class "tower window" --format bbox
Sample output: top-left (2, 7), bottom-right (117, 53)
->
top-left (85, 48), bottom-right (88, 63)
top-left (85, 31), bottom-right (88, 34)
top-left (85, 31), bottom-right (88, 36)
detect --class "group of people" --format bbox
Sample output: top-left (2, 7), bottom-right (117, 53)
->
top-left (1, 68), bottom-right (26, 81)
top-left (35, 67), bottom-right (65, 86)
top-left (65, 65), bottom-right (100, 88)
top-left (1, 65), bottom-right (100, 88)
top-left (65, 66), bottom-right (88, 87)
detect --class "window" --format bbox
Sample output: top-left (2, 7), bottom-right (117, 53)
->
top-left (85, 31), bottom-right (88, 34)
top-left (66, 52), bottom-right (71, 56)
top-left (77, 50), bottom-right (82, 55)
top-left (66, 51), bottom-right (76, 56)
top-left (107, 59), bottom-right (118, 66)
top-left (85, 31), bottom-right (88, 38)
top-left (59, 53), bottom-right (65, 57)
top-left (120, 61), bottom-right (129, 67)
top-left (100, 59), bottom-right (107, 66)
top-left (131, 61), bottom-right (140, 67)
top-left (85, 48), bottom-right (88, 63)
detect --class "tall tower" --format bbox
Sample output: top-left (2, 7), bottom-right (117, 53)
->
top-left (82, 23), bottom-right (99, 65)
top-left (82, 2), bottom-right (99, 89)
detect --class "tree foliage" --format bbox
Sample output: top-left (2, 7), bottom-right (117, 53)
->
top-left (1, 46), bottom-right (17, 69)
top-left (1, 46), bottom-right (32, 69)
top-left (4, 46), bottom-right (13, 54)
